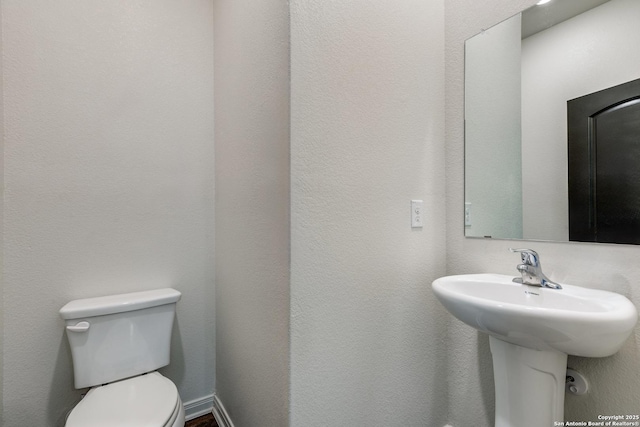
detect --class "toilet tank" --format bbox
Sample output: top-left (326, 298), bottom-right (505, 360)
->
top-left (60, 288), bottom-right (181, 389)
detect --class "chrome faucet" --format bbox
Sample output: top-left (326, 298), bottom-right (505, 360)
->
top-left (509, 248), bottom-right (562, 290)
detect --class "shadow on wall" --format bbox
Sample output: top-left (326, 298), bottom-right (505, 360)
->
top-left (426, 291), bottom-right (453, 423)
top-left (47, 336), bottom-right (80, 426)
top-left (477, 333), bottom-right (495, 427)
top-left (160, 317), bottom-right (187, 391)
top-left (565, 331), bottom-right (640, 419)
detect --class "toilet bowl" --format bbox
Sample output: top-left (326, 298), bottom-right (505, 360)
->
top-left (65, 372), bottom-right (185, 427)
top-left (60, 289), bottom-right (184, 427)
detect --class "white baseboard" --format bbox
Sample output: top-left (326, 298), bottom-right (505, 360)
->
top-left (211, 393), bottom-right (235, 427)
top-left (183, 393), bottom-right (214, 421)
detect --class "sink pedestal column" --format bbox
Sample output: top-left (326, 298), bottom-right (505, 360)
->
top-left (489, 336), bottom-right (567, 427)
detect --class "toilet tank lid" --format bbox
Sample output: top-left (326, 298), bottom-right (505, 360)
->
top-left (60, 288), bottom-right (181, 320)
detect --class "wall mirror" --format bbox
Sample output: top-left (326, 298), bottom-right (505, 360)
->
top-left (464, 0), bottom-right (640, 244)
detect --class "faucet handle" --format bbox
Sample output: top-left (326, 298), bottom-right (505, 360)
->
top-left (509, 248), bottom-right (539, 266)
top-left (508, 248), bottom-right (562, 290)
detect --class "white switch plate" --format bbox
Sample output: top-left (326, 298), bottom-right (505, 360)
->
top-left (465, 202), bottom-right (471, 226)
top-left (411, 200), bottom-right (423, 228)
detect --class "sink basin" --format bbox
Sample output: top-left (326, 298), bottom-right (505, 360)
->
top-left (432, 274), bottom-right (637, 357)
top-left (433, 273), bottom-right (638, 427)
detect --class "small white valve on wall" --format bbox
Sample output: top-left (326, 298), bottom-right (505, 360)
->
top-left (566, 368), bottom-right (588, 395)
top-left (411, 200), bottom-right (423, 228)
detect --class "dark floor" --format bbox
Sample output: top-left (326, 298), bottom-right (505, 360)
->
top-left (185, 413), bottom-right (219, 427)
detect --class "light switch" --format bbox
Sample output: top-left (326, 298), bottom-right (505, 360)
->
top-left (465, 202), bottom-right (472, 226)
top-left (411, 200), bottom-right (423, 228)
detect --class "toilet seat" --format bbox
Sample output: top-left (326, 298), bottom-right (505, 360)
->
top-left (66, 371), bottom-right (182, 427)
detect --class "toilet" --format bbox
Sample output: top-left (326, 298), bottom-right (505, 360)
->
top-left (59, 288), bottom-right (185, 427)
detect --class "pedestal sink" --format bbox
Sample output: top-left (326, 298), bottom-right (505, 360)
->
top-left (432, 274), bottom-right (637, 427)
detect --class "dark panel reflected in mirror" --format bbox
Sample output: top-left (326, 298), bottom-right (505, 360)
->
top-left (568, 78), bottom-right (640, 244)
top-left (464, 0), bottom-right (640, 244)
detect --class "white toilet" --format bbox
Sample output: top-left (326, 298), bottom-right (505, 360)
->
top-left (59, 288), bottom-right (185, 427)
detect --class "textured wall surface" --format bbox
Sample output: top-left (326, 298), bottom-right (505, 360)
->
top-left (446, 0), bottom-right (640, 425)
top-left (2, 1), bottom-right (215, 425)
top-left (290, 0), bottom-right (447, 425)
top-left (213, 0), bottom-right (291, 426)
top-left (0, 4), bottom-right (4, 423)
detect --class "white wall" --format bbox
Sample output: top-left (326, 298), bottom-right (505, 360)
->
top-left (465, 14), bottom-right (523, 239)
top-left (0, 4), bottom-right (4, 423)
top-left (521, 0), bottom-right (640, 240)
top-left (2, 1), bottom-right (215, 425)
top-left (213, 0), bottom-right (291, 426)
top-left (446, 0), bottom-right (640, 425)
top-left (290, 0), bottom-right (447, 425)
